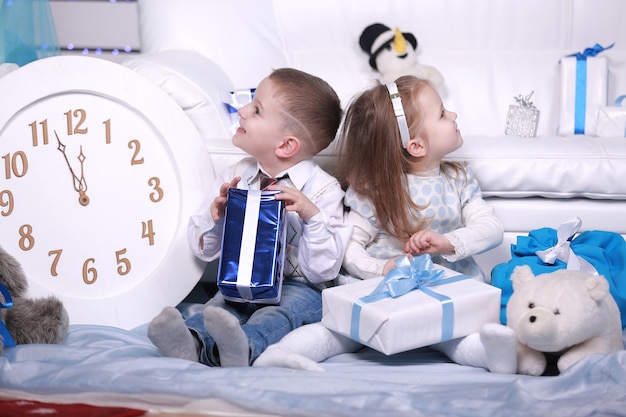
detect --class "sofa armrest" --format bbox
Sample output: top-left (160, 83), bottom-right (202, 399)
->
top-left (123, 50), bottom-right (234, 148)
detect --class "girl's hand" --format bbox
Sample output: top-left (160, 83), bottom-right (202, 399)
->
top-left (268, 184), bottom-right (319, 220)
top-left (404, 230), bottom-right (454, 256)
top-left (383, 257), bottom-right (402, 275)
top-left (210, 176), bottom-right (241, 221)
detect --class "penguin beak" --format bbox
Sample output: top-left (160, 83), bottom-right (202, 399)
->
top-left (393, 27), bottom-right (407, 54)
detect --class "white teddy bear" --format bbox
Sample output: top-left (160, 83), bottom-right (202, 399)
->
top-left (506, 265), bottom-right (623, 376)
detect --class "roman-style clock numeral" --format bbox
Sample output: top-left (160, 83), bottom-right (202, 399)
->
top-left (29, 119), bottom-right (50, 146)
top-left (129, 139), bottom-right (144, 165)
top-left (18, 224), bottom-right (35, 251)
top-left (104, 119), bottom-right (111, 144)
top-left (65, 109), bottom-right (88, 135)
top-left (48, 249), bottom-right (62, 277)
top-left (148, 177), bottom-right (164, 202)
top-left (116, 249), bottom-right (131, 276)
top-left (142, 220), bottom-right (155, 245)
top-left (0, 190), bottom-right (14, 216)
top-left (2, 151), bottom-right (28, 179)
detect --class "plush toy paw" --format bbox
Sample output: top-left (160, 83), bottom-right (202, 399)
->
top-left (5, 296), bottom-right (68, 345)
top-left (0, 245), bottom-right (70, 354)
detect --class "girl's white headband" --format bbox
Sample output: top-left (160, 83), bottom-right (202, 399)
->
top-left (386, 82), bottom-right (411, 149)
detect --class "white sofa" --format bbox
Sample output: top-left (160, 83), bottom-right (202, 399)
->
top-left (124, 0), bottom-right (626, 279)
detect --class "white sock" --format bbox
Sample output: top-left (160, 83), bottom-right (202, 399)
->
top-left (253, 322), bottom-right (361, 371)
top-left (147, 306), bottom-right (199, 361)
top-left (203, 306), bottom-right (249, 367)
top-left (480, 323), bottom-right (518, 374)
top-left (433, 333), bottom-right (489, 369)
top-left (254, 345), bottom-right (326, 372)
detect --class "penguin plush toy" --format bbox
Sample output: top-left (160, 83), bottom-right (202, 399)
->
top-left (359, 23), bottom-right (444, 87)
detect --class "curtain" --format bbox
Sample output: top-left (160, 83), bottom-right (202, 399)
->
top-left (0, 0), bottom-right (60, 66)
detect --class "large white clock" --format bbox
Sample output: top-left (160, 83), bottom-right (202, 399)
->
top-left (0, 56), bottom-right (215, 329)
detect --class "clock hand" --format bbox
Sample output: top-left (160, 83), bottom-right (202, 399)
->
top-left (54, 131), bottom-right (90, 206)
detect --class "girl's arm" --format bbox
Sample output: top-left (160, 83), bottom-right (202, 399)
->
top-left (442, 198), bottom-right (503, 261)
top-left (342, 210), bottom-right (392, 280)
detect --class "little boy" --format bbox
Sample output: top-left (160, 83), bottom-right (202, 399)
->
top-left (148, 68), bottom-right (351, 367)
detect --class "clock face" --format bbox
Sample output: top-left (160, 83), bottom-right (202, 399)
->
top-left (0, 56), bottom-right (215, 329)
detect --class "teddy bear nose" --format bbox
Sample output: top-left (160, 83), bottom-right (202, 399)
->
top-left (529, 315), bottom-right (537, 323)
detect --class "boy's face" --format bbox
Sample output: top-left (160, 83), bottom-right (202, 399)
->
top-left (232, 77), bottom-right (288, 160)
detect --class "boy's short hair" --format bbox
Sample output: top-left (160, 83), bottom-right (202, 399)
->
top-left (269, 68), bottom-right (342, 155)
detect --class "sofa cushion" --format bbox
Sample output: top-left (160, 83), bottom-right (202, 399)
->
top-left (449, 136), bottom-right (626, 199)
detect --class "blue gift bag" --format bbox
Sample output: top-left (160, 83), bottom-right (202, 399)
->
top-left (491, 218), bottom-right (626, 328)
top-left (217, 189), bottom-right (287, 304)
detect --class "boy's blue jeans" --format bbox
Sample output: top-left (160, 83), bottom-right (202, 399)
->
top-left (183, 280), bottom-right (322, 366)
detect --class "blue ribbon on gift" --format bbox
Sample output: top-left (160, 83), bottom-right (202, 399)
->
top-left (349, 254), bottom-right (468, 344)
top-left (0, 283), bottom-right (16, 347)
top-left (615, 94), bottom-right (626, 137)
top-left (566, 43), bottom-right (614, 134)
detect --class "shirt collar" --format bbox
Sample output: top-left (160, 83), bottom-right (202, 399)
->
top-left (256, 159), bottom-right (315, 190)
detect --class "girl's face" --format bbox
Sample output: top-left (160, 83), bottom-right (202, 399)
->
top-left (416, 84), bottom-right (463, 160)
top-left (233, 77), bottom-right (287, 159)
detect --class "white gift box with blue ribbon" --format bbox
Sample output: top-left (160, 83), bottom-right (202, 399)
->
top-left (321, 255), bottom-right (501, 355)
top-left (596, 95), bottom-right (626, 137)
top-left (217, 188), bottom-right (287, 304)
top-left (558, 43), bottom-right (613, 136)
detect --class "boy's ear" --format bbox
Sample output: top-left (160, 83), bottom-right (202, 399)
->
top-left (405, 137), bottom-right (426, 157)
top-left (275, 135), bottom-right (301, 158)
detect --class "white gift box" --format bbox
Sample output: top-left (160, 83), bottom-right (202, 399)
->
top-left (557, 44), bottom-right (613, 136)
top-left (321, 259), bottom-right (501, 356)
top-left (595, 95), bottom-right (626, 137)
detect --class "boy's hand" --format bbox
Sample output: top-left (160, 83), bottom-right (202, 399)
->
top-left (210, 176), bottom-right (240, 221)
top-left (404, 230), bottom-right (454, 256)
top-left (268, 184), bottom-right (319, 221)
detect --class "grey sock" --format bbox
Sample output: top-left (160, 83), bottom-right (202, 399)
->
top-left (147, 306), bottom-right (199, 361)
top-left (203, 306), bottom-right (249, 367)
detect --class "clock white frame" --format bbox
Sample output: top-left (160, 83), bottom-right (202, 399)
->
top-left (0, 56), bottom-right (215, 329)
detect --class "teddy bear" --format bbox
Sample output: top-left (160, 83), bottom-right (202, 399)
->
top-left (0, 245), bottom-right (69, 354)
top-left (359, 23), bottom-right (444, 87)
top-left (504, 265), bottom-right (623, 376)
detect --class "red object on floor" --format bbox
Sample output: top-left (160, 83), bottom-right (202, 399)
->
top-left (0, 399), bottom-right (146, 417)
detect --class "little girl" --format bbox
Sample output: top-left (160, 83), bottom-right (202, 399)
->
top-left (254, 76), bottom-right (517, 373)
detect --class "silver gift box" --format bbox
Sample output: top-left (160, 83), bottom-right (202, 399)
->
top-left (505, 92), bottom-right (540, 138)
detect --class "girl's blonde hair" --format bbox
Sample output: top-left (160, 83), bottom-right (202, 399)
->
top-left (337, 75), bottom-right (464, 240)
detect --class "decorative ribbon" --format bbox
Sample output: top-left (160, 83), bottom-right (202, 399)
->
top-left (350, 254), bottom-right (468, 344)
top-left (0, 283), bottom-right (16, 347)
top-left (535, 216), bottom-right (598, 275)
top-left (514, 91), bottom-right (537, 109)
top-left (566, 43), bottom-right (614, 134)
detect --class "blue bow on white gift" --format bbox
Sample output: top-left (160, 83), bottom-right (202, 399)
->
top-left (350, 254), bottom-right (467, 343)
top-left (565, 43), bottom-right (614, 134)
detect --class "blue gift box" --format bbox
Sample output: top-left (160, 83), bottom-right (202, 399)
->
top-left (217, 188), bottom-right (287, 304)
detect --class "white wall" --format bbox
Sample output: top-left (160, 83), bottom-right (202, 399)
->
top-left (50, 0), bottom-right (140, 63)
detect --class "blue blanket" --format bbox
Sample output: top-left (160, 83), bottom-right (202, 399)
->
top-left (1, 323), bottom-right (625, 417)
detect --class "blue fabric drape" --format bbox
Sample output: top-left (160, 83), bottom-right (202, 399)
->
top-left (0, 0), bottom-right (60, 66)
top-left (491, 228), bottom-right (626, 328)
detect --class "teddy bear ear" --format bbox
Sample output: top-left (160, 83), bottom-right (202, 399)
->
top-left (511, 265), bottom-right (535, 290)
top-left (584, 274), bottom-right (610, 302)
